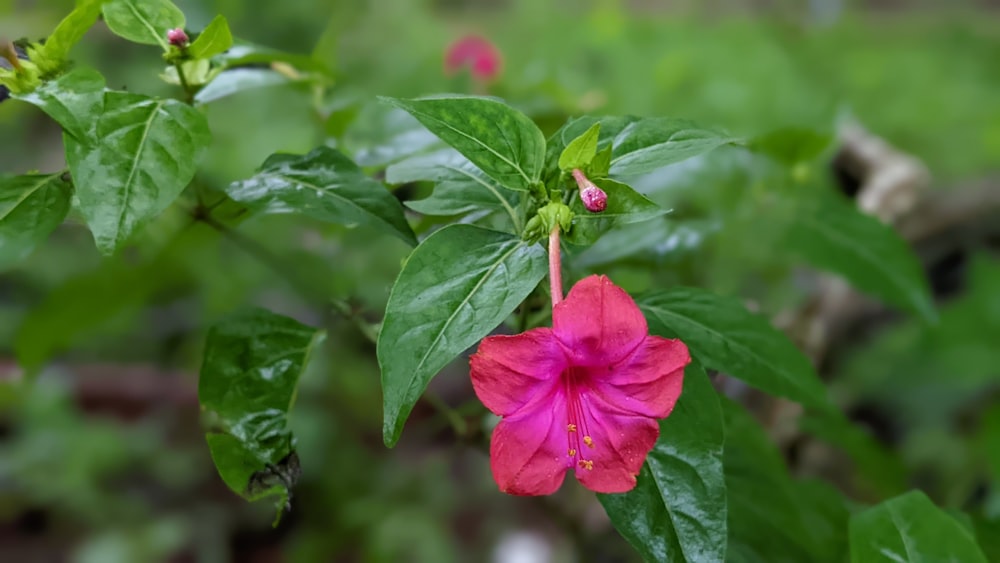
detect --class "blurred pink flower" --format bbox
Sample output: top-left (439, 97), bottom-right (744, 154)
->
top-left (444, 34), bottom-right (502, 82)
top-left (470, 275), bottom-right (690, 495)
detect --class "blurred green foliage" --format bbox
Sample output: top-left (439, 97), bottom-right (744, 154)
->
top-left (1, 0), bottom-right (998, 561)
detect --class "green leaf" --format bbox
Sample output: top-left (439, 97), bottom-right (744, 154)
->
top-left (343, 104), bottom-right (442, 167)
top-left (14, 66), bottom-right (105, 140)
top-left (187, 14), bottom-right (233, 59)
top-left (378, 224), bottom-right (547, 446)
top-left (381, 96), bottom-right (546, 192)
top-left (724, 399), bottom-right (849, 563)
top-left (65, 91), bottom-right (211, 254)
top-left (849, 491), bottom-right (988, 563)
top-left (199, 308), bottom-right (324, 519)
top-left (226, 146), bottom-right (416, 246)
top-left (746, 127), bottom-right (832, 165)
top-left (599, 362), bottom-right (727, 563)
top-left (565, 178), bottom-right (666, 245)
top-left (546, 116), bottom-right (736, 180)
top-left (193, 68), bottom-right (289, 105)
top-left (782, 193), bottom-right (935, 320)
top-left (558, 122), bottom-right (600, 171)
top-left (34, 0), bottom-right (106, 72)
top-left (0, 174), bottom-right (72, 270)
top-left (212, 42), bottom-right (333, 76)
top-left (102, 0), bottom-right (186, 49)
top-left (637, 287), bottom-right (831, 412)
top-left (588, 144), bottom-right (613, 178)
top-left (389, 149), bottom-right (520, 228)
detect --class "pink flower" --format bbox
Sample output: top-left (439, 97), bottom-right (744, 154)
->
top-left (444, 35), bottom-right (502, 82)
top-left (470, 275), bottom-right (690, 495)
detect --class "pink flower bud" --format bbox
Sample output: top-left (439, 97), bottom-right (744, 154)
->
top-left (444, 35), bottom-right (501, 82)
top-left (580, 185), bottom-right (608, 212)
top-left (571, 169), bottom-right (607, 213)
top-left (167, 28), bottom-right (189, 47)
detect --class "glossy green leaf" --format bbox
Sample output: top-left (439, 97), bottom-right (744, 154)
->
top-left (558, 122), bottom-right (600, 171)
top-left (199, 308), bottom-right (324, 518)
top-left (782, 193), bottom-right (935, 320)
top-left (637, 287), bottom-right (831, 412)
top-left (15, 66), bottom-right (105, 140)
top-left (599, 362), bottom-right (727, 563)
top-left (381, 96), bottom-right (546, 191)
top-left (747, 127), bottom-right (832, 165)
top-left (188, 14), bottom-right (233, 59)
top-left (34, 0), bottom-right (105, 71)
top-left (389, 149), bottom-right (520, 228)
top-left (0, 174), bottom-right (72, 270)
top-left (849, 491), bottom-right (988, 563)
top-left (378, 224), bottom-right (547, 446)
top-left (226, 146), bottom-right (416, 246)
top-left (566, 178), bottom-right (666, 245)
top-left (65, 91), bottom-right (211, 254)
top-left (102, 0), bottom-right (185, 49)
top-left (193, 68), bottom-right (289, 105)
top-left (546, 116), bottom-right (736, 180)
top-left (724, 399), bottom-right (849, 563)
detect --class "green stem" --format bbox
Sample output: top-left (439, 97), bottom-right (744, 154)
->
top-left (173, 61), bottom-right (194, 103)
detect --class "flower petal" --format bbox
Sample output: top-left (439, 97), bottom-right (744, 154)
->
top-left (489, 390), bottom-right (572, 495)
top-left (572, 393), bottom-right (660, 494)
top-left (470, 328), bottom-right (567, 417)
top-left (590, 336), bottom-right (690, 418)
top-left (553, 275), bottom-right (648, 366)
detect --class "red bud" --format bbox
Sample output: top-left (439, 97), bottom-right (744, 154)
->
top-left (167, 28), bottom-right (189, 47)
top-left (571, 169), bottom-right (607, 213)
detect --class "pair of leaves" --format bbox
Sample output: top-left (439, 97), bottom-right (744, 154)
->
top-left (14, 67), bottom-right (211, 255)
top-left (226, 146), bottom-right (417, 246)
top-left (199, 308), bottom-right (324, 520)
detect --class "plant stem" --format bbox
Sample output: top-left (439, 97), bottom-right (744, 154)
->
top-left (549, 225), bottom-right (563, 307)
top-left (173, 61), bottom-right (194, 103)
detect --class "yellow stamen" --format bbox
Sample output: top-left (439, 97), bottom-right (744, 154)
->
top-left (567, 424), bottom-right (577, 432)
top-left (583, 435), bottom-right (594, 447)
top-left (568, 449), bottom-right (576, 457)
top-left (578, 459), bottom-right (594, 471)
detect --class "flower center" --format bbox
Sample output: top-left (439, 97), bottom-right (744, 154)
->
top-left (563, 367), bottom-right (595, 471)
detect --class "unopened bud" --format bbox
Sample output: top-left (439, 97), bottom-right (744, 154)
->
top-left (571, 169), bottom-right (607, 213)
top-left (580, 184), bottom-right (607, 213)
top-left (167, 28), bottom-right (189, 47)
